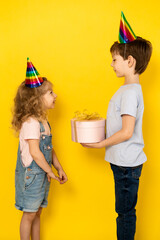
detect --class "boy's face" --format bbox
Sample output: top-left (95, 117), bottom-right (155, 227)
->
top-left (111, 52), bottom-right (129, 77)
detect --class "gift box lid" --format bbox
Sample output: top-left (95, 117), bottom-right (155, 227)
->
top-left (71, 118), bottom-right (105, 128)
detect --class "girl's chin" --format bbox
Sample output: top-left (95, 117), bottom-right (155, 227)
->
top-left (46, 104), bottom-right (55, 110)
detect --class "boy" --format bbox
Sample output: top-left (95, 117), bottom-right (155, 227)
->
top-left (82, 12), bottom-right (152, 240)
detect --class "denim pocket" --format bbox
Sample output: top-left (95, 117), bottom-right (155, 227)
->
top-left (25, 174), bottom-right (37, 189)
top-left (111, 163), bottom-right (126, 173)
top-left (132, 165), bottom-right (143, 179)
top-left (43, 144), bottom-right (53, 151)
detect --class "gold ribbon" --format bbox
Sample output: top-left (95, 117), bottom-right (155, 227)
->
top-left (73, 109), bottom-right (102, 120)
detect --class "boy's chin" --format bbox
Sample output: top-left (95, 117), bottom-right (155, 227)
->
top-left (116, 73), bottom-right (124, 78)
top-left (116, 74), bottom-right (122, 78)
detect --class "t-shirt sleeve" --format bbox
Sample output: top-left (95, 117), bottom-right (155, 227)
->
top-left (22, 118), bottom-right (40, 140)
top-left (120, 89), bottom-right (138, 117)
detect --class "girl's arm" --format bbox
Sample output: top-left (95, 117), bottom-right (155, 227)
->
top-left (82, 115), bottom-right (136, 149)
top-left (28, 139), bottom-right (60, 182)
top-left (52, 149), bottom-right (63, 170)
top-left (52, 149), bottom-right (68, 184)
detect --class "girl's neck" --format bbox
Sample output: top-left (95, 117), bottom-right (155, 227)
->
top-left (124, 74), bottom-right (139, 85)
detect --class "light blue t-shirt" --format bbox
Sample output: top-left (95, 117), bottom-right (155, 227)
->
top-left (105, 83), bottom-right (147, 167)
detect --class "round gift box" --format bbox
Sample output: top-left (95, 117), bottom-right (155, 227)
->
top-left (71, 118), bottom-right (106, 143)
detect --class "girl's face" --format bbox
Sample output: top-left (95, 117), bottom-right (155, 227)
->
top-left (42, 89), bottom-right (57, 110)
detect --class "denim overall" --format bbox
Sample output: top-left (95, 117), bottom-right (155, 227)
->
top-left (15, 122), bottom-right (53, 212)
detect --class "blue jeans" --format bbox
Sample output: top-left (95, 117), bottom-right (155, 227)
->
top-left (110, 163), bottom-right (143, 240)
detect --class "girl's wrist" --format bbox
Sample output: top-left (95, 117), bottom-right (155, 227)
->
top-left (46, 168), bottom-right (53, 174)
top-left (52, 163), bottom-right (63, 171)
top-left (57, 166), bottom-right (63, 172)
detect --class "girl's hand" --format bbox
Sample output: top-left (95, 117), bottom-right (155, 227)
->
top-left (47, 171), bottom-right (61, 183)
top-left (58, 168), bottom-right (68, 184)
top-left (81, 141), bottom-right (104, 149)
top-left (47, 175), bottom-right (51, 182)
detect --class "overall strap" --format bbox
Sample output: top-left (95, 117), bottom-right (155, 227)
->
top-left (47, 121), bottom-right (51, 131)
top-left (39, 122), bottom-right (45, 133)
top-left (17, 143), bottom-right (21, 160)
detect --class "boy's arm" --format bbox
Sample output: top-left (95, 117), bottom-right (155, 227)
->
top-left (81, 114), bottom-right (135, 148)
top-left (52, 149), bottom-right (68, 184)
top-left (28, 139), bottom-right (60, 182)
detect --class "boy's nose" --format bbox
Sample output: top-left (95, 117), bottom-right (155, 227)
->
top-left (111, 61), bottom-right (113, 67)
top-left (54, 93), bottom-right (57, 98)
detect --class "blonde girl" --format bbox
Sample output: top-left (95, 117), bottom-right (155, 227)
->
top-left (12, 59), bottom-right (68, 240)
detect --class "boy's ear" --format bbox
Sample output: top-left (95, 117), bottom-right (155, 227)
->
top-left (127, 55), bottom-right (136, 68)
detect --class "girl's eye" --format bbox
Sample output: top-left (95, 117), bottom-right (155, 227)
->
top-left (50, 91), bottom-right (53, 94)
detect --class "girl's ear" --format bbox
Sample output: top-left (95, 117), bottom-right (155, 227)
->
top-left (127, 55), bottom-right (136, 68)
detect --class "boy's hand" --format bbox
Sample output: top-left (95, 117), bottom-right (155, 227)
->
top-left (47, 171), bottom-right (61, 183)
top-left (58, 168), bottom-right (68, 184)
top-left (81, 141), bottom-right (104, 149)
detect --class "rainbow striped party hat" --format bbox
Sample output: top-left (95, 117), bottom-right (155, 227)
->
top-left (25, 58), bottom-right (44, 88)
top-left (119, 11), bottom-right (137, 43)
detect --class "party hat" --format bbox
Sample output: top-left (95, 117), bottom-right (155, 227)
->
top-left (118, 11), bottom-right (137, 43)
top-left (25, 58), bottom-right (44, 88)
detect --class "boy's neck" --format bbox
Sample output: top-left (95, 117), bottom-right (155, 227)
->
top-left (124, 74), bottom-right (139, 85)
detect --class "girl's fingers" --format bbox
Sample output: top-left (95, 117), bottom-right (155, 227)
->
top-left (60, 175), bottom-right (68, 184)
top-left (54, 176), bottom-right (61, 182)
top-left (48, 171), bottom-right (67, 184)
top-left (59, 173), bottom-right (62, 180)
top-left (47, 174), bottom-right (51, 182)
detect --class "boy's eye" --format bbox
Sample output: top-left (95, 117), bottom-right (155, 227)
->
top-left (50, 91), bottom-right (53, 94)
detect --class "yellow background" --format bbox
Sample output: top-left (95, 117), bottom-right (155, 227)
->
top-left (0, 0), bottom-right (160, 239)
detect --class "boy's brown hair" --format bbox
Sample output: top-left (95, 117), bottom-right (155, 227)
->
top-left (110, 37), bottom-right (152, 74)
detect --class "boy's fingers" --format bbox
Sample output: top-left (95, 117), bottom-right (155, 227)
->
top-left (81, 143), bottom-right (91, 148)
top-left (81, 143), bottom-right (85, 147)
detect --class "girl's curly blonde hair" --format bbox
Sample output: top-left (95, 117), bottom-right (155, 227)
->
top-left (12, 77), bottom-right (53, 132)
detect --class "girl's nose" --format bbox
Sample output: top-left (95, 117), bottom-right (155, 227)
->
top-left (111, 61), bottom-right (113, 67)
top-left (54, 93), bottom-right (57, 98)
